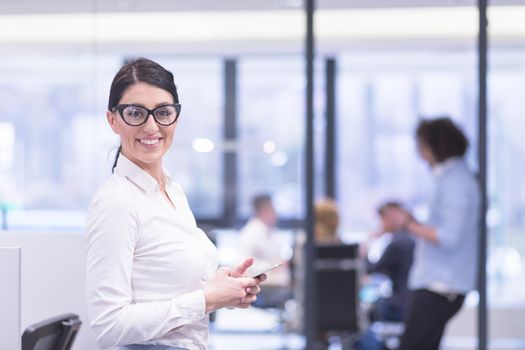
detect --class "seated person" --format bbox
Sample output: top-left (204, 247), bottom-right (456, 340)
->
top-left (354, 202), bottom-right (415, 350)
top-left (364, 201), bottom-right (415, 322)
top-left (292, 198), bottom-right (343, 332)
top-left (314, 198), bottom-right (342, 245)
top-left (238, 194), bottom-right (292, 308)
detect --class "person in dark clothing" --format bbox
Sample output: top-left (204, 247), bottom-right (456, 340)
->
top-left (367, 202), bottom-right (415, 322)
top-left (354, 202), bottom-right (415, 350)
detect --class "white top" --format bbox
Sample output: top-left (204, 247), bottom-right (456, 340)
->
top-left (86, 154), bottom-right (219, 350)
top-left (238, 218), bottom-right (290, 286)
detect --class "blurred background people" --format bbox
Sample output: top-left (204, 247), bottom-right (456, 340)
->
top-left (394, 117), bottom-right (480, 350)
top-left (314, 198), bottom-right (343, 245)
top-left (238, 194), bottom-right (292, 309)
top-left (294, 198), bottom-right (343, 272)
top-left (291, 198), bottom-right (343, 334)
top-left (354, 201), bottom-right (415, 350)
top-left (365, 201), bottom-right (415, 323)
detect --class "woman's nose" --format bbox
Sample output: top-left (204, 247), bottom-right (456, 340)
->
top-left (142, 113), bottom-right (159, 131)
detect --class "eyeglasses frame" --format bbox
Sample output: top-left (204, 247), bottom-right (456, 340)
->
top-left (111, 103), bottom-right (182, 126)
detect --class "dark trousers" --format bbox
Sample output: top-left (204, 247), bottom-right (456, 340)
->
top-left (370, 297), bottom-right (407, 322)
top-left (397, 289), bottom-right (465, 350)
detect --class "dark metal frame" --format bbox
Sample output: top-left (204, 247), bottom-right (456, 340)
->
top-left (477, 1), bottom-right (488, 349)
top-left (325, 58), bottom-right (337, 199)
top-left (223, 59), bottom-right (238, 227)
top-left (304, 0), bottom-right (317, 349)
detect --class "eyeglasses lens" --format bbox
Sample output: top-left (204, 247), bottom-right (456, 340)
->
top-left (122, 105), bottom-right (178, 126)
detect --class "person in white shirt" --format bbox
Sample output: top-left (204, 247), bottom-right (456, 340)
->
top-left (86, 58), bottom-right (264, 350)
top-left (238, 194), bottom-right (291, 308)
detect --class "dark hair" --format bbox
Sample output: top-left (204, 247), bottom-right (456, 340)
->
top-left (108, 57), bottom-right (179, 172)
top-left (416, 117), bottom-right (468, 163)
top-left (377, 201), bottom-right (403, 216)
top-left (252, 194), bottom-right (273, 214)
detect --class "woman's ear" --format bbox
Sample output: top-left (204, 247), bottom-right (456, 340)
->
top-left (106, 110), bottom-right (119, 134)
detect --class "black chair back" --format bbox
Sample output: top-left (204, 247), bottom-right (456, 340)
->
top-left (314, 243), bottom-right (360, 333)
top-left (22, 313), bottom-right (81, 350)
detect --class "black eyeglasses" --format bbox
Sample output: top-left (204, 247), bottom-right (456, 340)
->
top-left (111, 103), bottom-right (181, 126)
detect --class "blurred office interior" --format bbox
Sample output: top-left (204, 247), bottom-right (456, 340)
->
top-left (0, 0), bottom-right (524, 349)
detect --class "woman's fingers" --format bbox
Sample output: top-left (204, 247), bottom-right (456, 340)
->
top-left (230, 257), bottom-right (255, 277)
top-left (255, 273), bottom-right (267, 283)
top-left (245, 285), bottom-right (261, 295)
top-left (237, 276), bottom-right (258, 288)
top-left (239, 294), bottom-right (257, 305)
top-left (205, 267), bottom-right (263, 312)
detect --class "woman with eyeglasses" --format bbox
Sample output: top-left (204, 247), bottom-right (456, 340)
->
top-left (86, 58), bottom-right (263, 350)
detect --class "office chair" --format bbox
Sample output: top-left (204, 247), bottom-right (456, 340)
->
top-left (22, 313), bottom-right (81, 350)
top-left (314, 244), bottom-right (362, 348)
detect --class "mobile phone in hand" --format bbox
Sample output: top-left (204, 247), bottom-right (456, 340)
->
top-left (249, 263), bottom-right (283, 278)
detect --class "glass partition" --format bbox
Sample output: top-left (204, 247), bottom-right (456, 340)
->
top-left (487, 5), bottom-right (525, 345)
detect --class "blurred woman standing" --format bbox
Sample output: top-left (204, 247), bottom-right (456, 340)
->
top-left (395, 117), bottom-right (480, 350)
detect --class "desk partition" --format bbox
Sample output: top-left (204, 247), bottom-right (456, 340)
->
top-left (0, 247), bottom-right (21, 350)
top-left (0, 232), bottom-right (97, 350)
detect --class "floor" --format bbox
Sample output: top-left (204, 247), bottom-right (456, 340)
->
top-left (208, 306), bottom-right (525, 350)
top-left (209, 307), bottom-right (306, 350)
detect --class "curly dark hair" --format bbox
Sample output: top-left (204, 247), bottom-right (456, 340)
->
top-left (416, 117), bottom-right (468, 162)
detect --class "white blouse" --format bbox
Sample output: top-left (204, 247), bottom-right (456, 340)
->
top-left (86, 154), bottom-right (218, 350)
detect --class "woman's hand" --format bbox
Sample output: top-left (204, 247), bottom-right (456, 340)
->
top-left (204, 258), bottom-right (265, 312)
top-left (389, 208), bottom-right (439, 244)
top-left (230, 257), bottom-right (268, 282)
top-left (230, 258), bottom-right (266, 308)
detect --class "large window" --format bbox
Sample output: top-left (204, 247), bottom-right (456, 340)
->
top-left (0, 55), bottom-right (224, 228)
top-left (487, 49), bottom-right (525, 305)
top-left (0, 54), bottom-right (119, 228)
top-left (237, 56), bottom-right (326, 222)
top-left (238, 57), bottom-right (306, 220)
top-left (153, 57), bottom-right (224, 219)
top-left (337, 50), bottom-right (477, 232)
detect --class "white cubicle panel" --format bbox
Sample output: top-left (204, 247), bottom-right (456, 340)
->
top-left (0, 232), bottom-right (98, 350)
top-left (0, 247), bottom-right (21, 350)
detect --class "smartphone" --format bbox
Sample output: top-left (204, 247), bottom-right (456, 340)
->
top-left (249, 262), bottom-right (283, 278)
